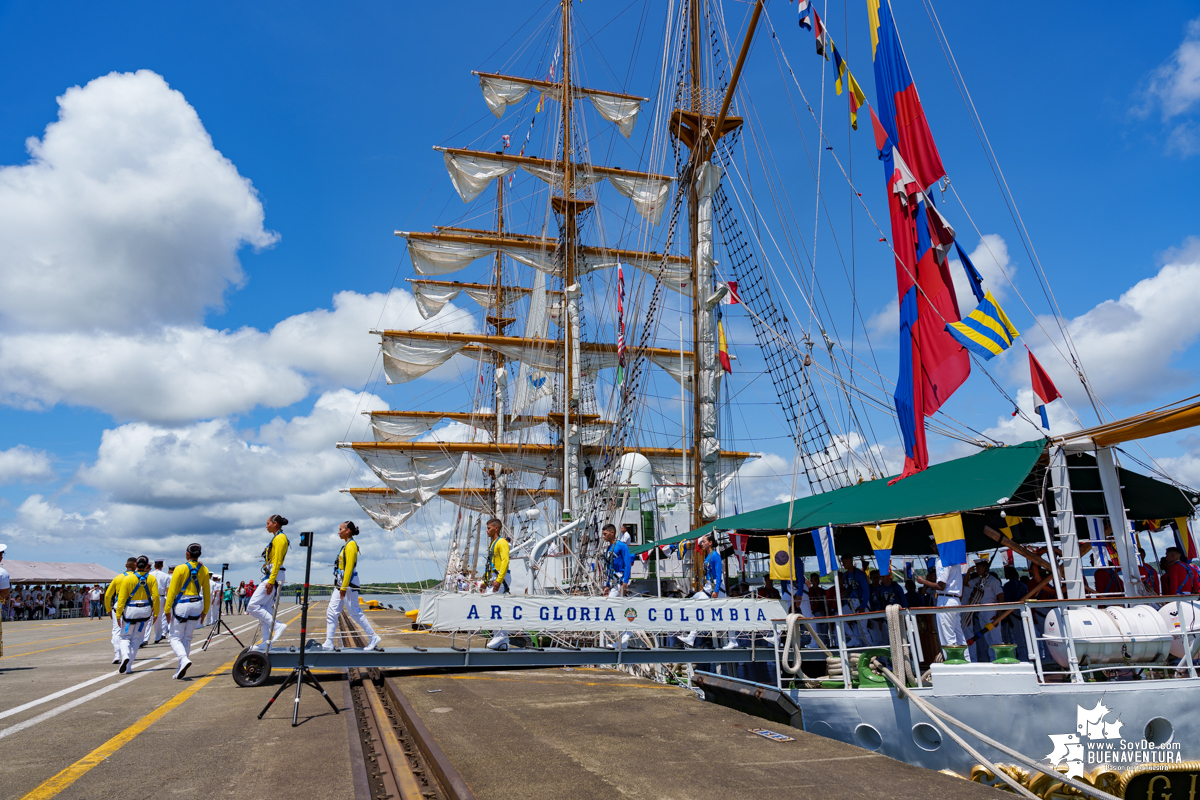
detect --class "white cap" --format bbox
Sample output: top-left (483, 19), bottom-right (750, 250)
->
top-left (0, 543), bottom-right (7, 553)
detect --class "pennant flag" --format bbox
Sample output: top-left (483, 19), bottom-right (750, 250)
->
top-left (1175, 517), bottom-right (1199, 560)
top-left (796, 0), bottom-right (812, 30)
top-left (813, 10), bottom-right (829, 59)
top-left (1085, 517), bottom-right (1110, 566)
top-left (769, 535), bottom-right (795, 580)
top-left (946, 290), bottom-right (1020, 360)
top-left (722, 281), bottom-right (740, 304)
top-left (811, 525), bottom-right (837, 576)
top-left (731, 532), bottom-right (748, 569)
top-left (955, 242), bottom-right (986, 304)
top-left (847, 73), bottom-right (867, 130)
top-left (1029, 349), bottom-right (1061, 407)
top-left (717, 320), bottom-right (733, 373)
top-left (616, 263), bottom-right (627, 385)
top-left (868, 0), bottom-right (945, 189)
top-left (870, 105), bottom-right (890, 152)
top-left (866, 522), bottom-right (897, 571)
top-left (928, 513), bottom-right (966, 566)
top-left (833, 47), bottom-right (847, 95)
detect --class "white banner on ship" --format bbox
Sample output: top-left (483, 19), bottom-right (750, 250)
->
top-left (415, 591), bottom-right (780, 632)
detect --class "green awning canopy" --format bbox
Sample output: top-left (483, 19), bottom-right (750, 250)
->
top-left (630, 438), bottom-right (1193, 557)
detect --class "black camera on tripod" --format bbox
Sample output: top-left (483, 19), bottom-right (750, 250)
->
top-left (299, 531), bottom-right (313, 547)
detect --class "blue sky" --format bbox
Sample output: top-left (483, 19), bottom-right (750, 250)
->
top-left (1, 1), bottom-right (1199, 582)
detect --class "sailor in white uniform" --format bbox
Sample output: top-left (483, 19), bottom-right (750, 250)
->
top-left (165, 544), bottom-right (210, 679)
top-left (150, 560), bottom-right (171, 643)
top-left (916, 556), bottom-right (970, 661)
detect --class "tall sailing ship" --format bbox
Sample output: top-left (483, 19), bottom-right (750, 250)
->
top-left (333, 1), bottom-right (1200, 789)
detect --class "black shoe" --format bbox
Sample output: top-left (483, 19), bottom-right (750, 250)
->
top-left (119, 658), bottom-right (130, 674)
top-left (112, 658), bottom-right (120, 664)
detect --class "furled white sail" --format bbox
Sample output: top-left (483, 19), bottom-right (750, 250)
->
top-left (513, 268), bottom-right (551, 414)
top-left (412, 282), bottom-right (526, 319)
top-left (408, 238), bottom-right (496, 276)
top-left (478, 75), bottom-right (534, 118)
top-left (379, 331), bottom-right (694, 388)
top-left (369, 412), bottom-right (549, 442)
top-left (440, 488), bottom-right (549, 515)
top-left (607, 173), bottom-right (673, 226)
top-left (442, 151), bottom-right (518, 203)
top-left (588, 94), bottom-right (641, 138)
top-left (345, 490), bottom-right (422, 531)
top-left (354, 450), bottom-right (461, 503)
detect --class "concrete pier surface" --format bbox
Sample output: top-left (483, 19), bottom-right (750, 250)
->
top-left (1, 603), bottom-right (1006, 800)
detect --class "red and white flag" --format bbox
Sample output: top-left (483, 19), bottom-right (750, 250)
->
top-left (616, 263), bottom-right (627, 383)
top-left (722, 281), bottom-right (740, 305)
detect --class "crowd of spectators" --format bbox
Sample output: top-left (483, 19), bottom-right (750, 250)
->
top-left (1, 584), bottom-right (107, 621)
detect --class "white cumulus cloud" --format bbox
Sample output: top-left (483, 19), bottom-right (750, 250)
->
top-left (0, 70), bottom-right (277, 333)
top-left (1027, 237), bottom-right (1200, 406)
top-left (0, 445), bottom-right (56, 484)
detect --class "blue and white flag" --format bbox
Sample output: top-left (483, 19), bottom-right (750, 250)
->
top-left (1085, 516), bottom-right (1109, 566)
top-left (811, 525), bottom-right (837, 576)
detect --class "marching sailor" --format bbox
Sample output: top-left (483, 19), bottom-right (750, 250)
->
top-left (114, 556), bottom-right (160, 674)
top-left (165, 544), bottom-right (210, 679)
top-left (482, 518), bottom-right (511, 651)
top-left (105, 558), bottom-right (137, 664)
top-left (150, 560), bottom-right (171, 644)
top-left (601, 523), bottom-right (633, 651)
top-left (322, 521), bottom-right (382, 652)
top-left (247, 514), bottom-right (290, 648)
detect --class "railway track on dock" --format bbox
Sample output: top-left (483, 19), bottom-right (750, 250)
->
top-left (340, 612), bottom-right (475, 800)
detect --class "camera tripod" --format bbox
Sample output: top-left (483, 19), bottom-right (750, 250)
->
top-left (202, 563), bottom-right (243, 651)
top-left (258, 531), bottom-right (339, 726)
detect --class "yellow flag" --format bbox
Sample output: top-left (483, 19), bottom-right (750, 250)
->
top-left (769, 535), bottom-right (795, 580)
top-left (848, 72), bottom-right (866, 131)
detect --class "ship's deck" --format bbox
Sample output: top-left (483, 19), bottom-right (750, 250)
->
top-left (0, 604), bottom-right (1008, 799)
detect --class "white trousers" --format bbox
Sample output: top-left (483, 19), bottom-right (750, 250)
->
top-left (118, 617), bottom-right (151, 670)
top-left (154, 596), bottom-right (168, 640)
top-left (168, 614), bottom-right (201, 667)
top-left (486, 583), bottom-right (509, 643)
top-left (110, 610), bottom-right (122, 659)
top-left (325, 588), bottom-right (376, 646)
top-left (840, 602), bottom-right (870, 648)
top-left (935, 596), bottom-right (971, 661)
top-left (247, 572), bottom-right (284, 644)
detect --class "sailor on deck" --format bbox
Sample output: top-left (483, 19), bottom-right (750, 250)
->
top-left (602, 523), bottom-right (633, 650)
top-left (964, 558), bottom-right (1003, 662)
top-left (105, 558), bottom-right (137, 664)
top-left (114, 556), bottom-right (160, 674)
top-left (483, 518), bottom-right (511, 651)
top-left (323, 521), bottom-right (382, 652)
top-left (916, 555), bottom-right (970, 661)
top-left (150, 559), bottom-right (171, 644)
top-left (247, 514), bottom-right (290, 648)
top-left (679, 534), bottom-right (723, 648)
top-left (165, 544), bottom-right (210, 679)
top-left (839, 555), bottom-right (871, 648)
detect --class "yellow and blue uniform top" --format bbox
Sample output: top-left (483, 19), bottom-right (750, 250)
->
top-left (262, 531), bottom-right (289, 583)
top-left (165, 560), bottom-right (211, 619)
top-left (335, 539), bottom-right (361, 591)
top-left (104, 570), bottom-right (132, 614)
top-left (484, 536), bottom-right (509, 586)
top-left (115, 569), bottom-right (160, 619)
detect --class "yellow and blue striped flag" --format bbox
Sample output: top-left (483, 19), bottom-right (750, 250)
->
top-left (946, 290), bottom-right (1019, 360)
top-left (929, 513), bottom-right (966, 566)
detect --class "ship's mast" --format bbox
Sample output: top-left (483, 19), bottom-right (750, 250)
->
top-left (491, 168), bottom-right (508, 521)
top-left (679, 0), bottom-right (764, 531)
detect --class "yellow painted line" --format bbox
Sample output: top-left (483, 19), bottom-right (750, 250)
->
top-left (7, 630), bottom-right (112, 648)
top-left (3, 636), bottom-right (111, 659)
top-left (19, 659), bottom-right (237, 800)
